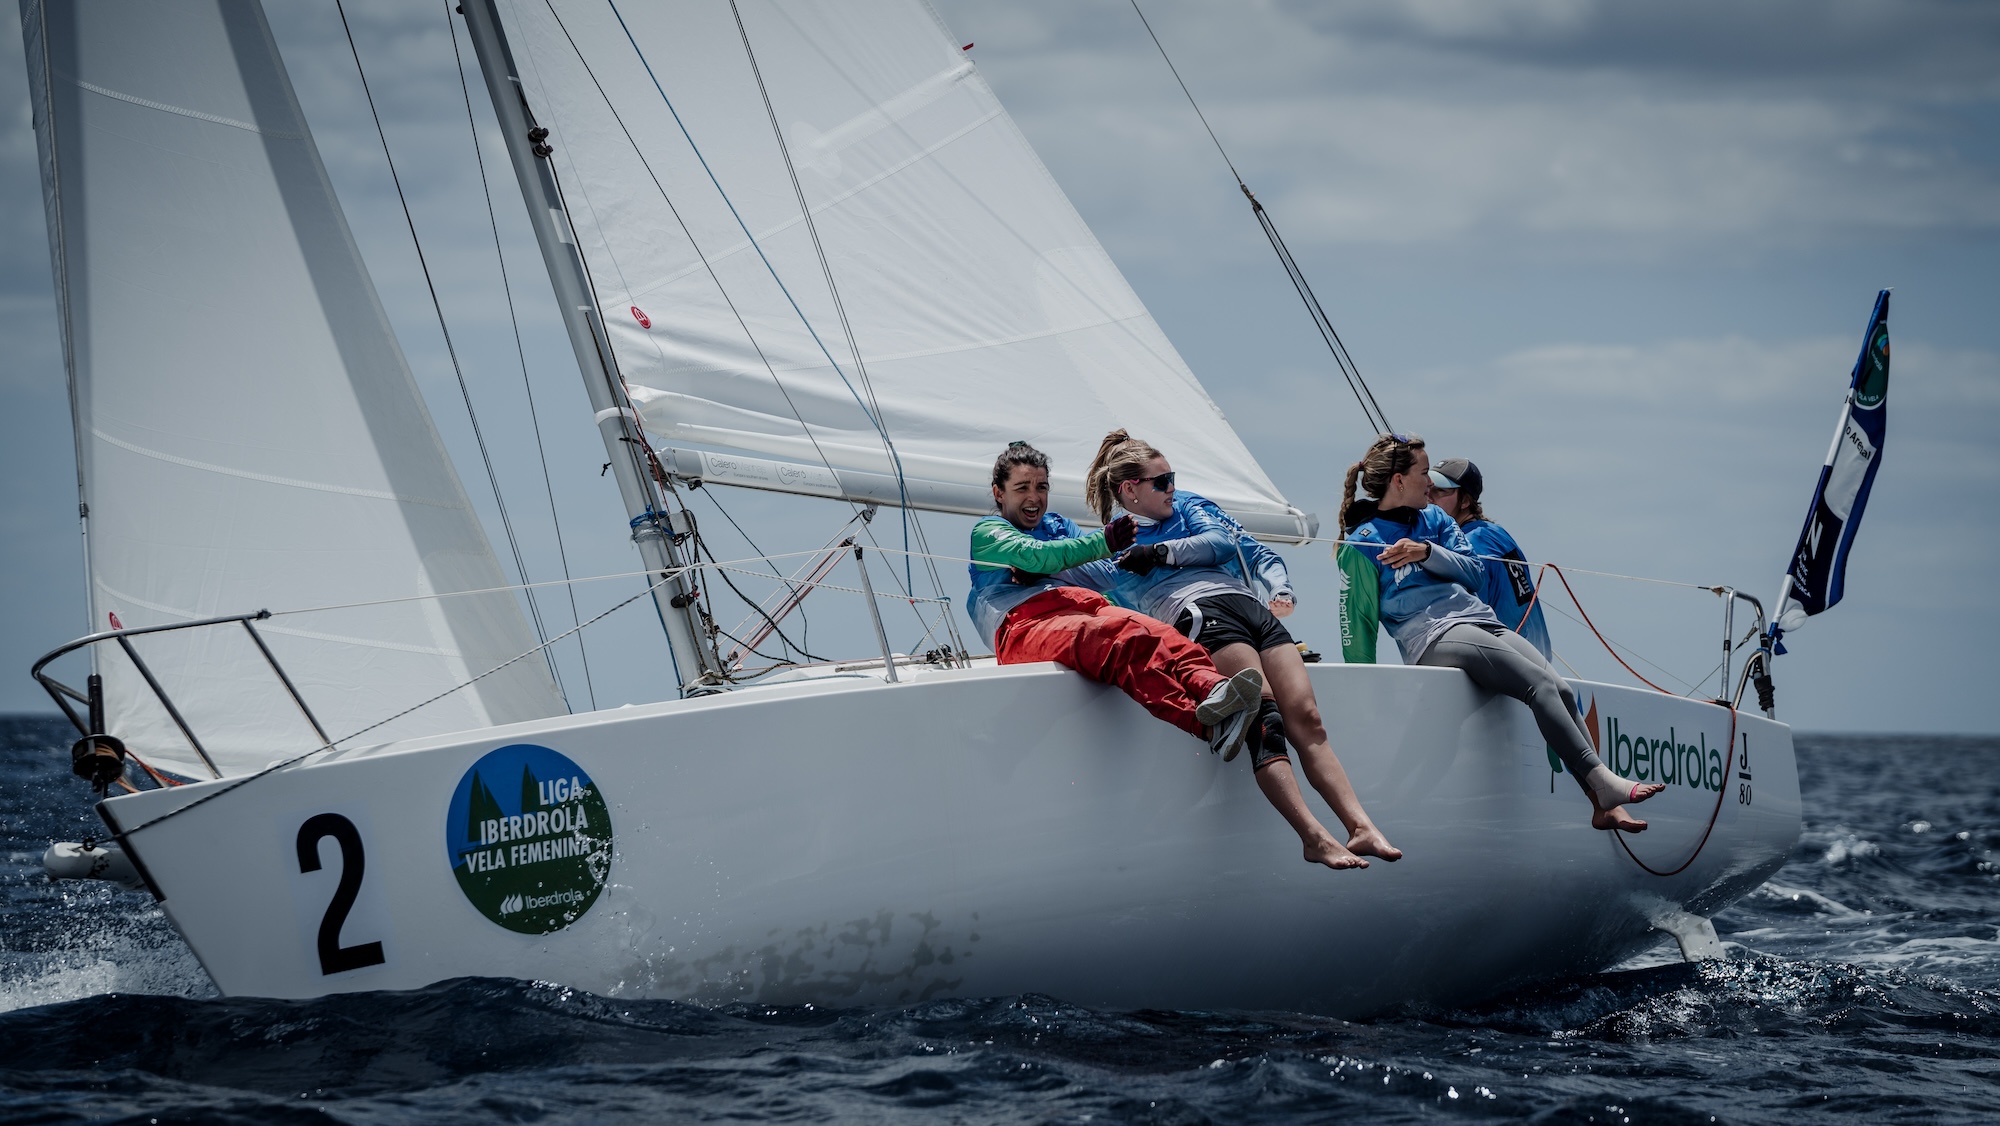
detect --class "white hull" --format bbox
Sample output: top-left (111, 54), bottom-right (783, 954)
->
top-left (102, 663), bottom-right (1798, 1016)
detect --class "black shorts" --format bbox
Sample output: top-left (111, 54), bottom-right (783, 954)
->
top-left (1172, 592), bottom-right (1293, 655)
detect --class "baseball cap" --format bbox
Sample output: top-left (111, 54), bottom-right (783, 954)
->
top-left (1428, 457), bottom-right (1482, 497)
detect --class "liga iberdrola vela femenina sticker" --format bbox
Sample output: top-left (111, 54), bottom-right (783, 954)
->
top-left (446, 744), bottom-right (612, 934)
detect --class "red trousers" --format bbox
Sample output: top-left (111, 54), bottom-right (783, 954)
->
top-left (994, 587), bottom-right (1225, 738)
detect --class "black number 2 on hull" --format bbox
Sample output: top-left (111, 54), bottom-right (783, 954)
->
top-left (295, 813), bottom-right (387, 975)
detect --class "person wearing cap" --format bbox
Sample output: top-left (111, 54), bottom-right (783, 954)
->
top-left (1339, 432), bottom-right (1663, 833)
top-left (1428, 457), bottom-right (1553, 660)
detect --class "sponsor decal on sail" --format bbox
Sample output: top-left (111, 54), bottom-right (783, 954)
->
top-left (444, 743), bottom-right (613, 934)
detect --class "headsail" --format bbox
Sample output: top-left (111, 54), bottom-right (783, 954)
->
top-left (24, 0), bottom-right (565, 776)
top-left (492, 0), bottom-right (1313, 540)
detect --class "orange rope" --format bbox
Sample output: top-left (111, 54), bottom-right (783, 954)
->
top-left (1535, 561), bottom-right (1738, 877)
top-left (129, 753), bottom-right (183, 789)
top-left (1543, 563), bottom-right (1676, 695)
top-left (1612, 703), bottom-right (1737, 877)
top-left (1514, 563), bottom-right (1547, 632)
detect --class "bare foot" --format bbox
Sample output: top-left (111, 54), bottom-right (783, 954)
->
top-left (1304, 834), bottom-right (1370, 870)
top-left (1345, 824), bottom-right (1403, 862)
top-left (1591, 803), bottom-right (1649, 833)
top-left (1584, 766), bottom-right (1666, 810)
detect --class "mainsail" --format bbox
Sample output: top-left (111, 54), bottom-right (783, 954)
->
top-left (24, 0), bottom-right (565, 777)
top-left (493, 0), bottom-right (1313, 540)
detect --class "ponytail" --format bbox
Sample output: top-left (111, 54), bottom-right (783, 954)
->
top-left (1084, 428), bottom-right (1162, 523)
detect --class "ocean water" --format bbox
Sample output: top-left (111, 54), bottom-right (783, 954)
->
top-left (1, 716), bottom-right (1994, 1124)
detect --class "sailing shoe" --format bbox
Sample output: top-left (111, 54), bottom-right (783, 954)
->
top-left (1194, 668), bottom-right (1264, 728)
top-left (1208, 706), bottom-right (1257, 762)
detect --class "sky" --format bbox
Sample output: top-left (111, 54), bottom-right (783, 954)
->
top-left (1, 0), bottom-right (1995, 732)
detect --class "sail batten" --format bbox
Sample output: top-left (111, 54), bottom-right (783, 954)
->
top-left (26, 0), bottom-right (566, 775)
top-left (497, 0), bottom-right (1312, 539)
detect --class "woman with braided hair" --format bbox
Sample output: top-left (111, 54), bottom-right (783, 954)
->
top-left (1074, 430), bottom-right (1399, 871)
top-left (1339, 432), bottom-right (1664, 832)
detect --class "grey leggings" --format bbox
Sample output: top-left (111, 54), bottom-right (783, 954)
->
top-left (1418, 622), bottom-right (1603, 781)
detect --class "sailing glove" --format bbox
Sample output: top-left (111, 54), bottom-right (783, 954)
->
top-left (1117, 542), bottom-right (1169, 575)
top-left (1104, 514), bottom-right (1138, 553)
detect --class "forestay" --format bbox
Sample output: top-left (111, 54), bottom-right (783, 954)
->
top-left (495, 0), bottom-right (1312, 540)
top-left (24, 0), bottom-right (564, 777)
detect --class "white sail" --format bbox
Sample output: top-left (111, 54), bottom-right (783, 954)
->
top-left (24, 0), bottom-right (565, 777)
top-left (495, 0), bottom-right (1313, 540)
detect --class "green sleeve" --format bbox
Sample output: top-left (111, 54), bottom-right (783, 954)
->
top-left (970, 520), bottom-right (1110, 573)
top-left (1336, 543), bottom-right (1379, 664)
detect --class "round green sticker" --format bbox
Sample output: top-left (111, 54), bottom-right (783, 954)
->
top-left (446, 743), bottom-right (612, 934)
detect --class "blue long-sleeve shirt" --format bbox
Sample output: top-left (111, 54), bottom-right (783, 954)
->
top-left (1068, 490), bottom-right (1291, 625)
top-left (1344, 504), bottom-right (1500, 662)
top-left (1460, 518), bottom-right (1552, 659)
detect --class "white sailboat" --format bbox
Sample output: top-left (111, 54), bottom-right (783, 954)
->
top-left (24, 0), bottom-right (1798, 1016)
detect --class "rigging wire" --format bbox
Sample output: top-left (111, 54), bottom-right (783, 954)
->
top-left (534, 0), bottom-right (853, 519)
top-left (534, 0), bottom-right (920, 672)
top-left (692, 485), bottom-right (819, 660)
top-left (601, 0), bottom-right (919, 585)
top-left (687, 488), bottom-right (828, 662)
top-left (115, 572), bottom-right (679, 840)
top-left (1127, 0), bottom-right (1393, 436)
top-left (483, 9), bottom-right (693, 681)
top-left (446, 1), bottom-right (597, 711)
top-left (717, 0), bottom-right (964, 651)
top-left (332, 0), bottom-right (566, 698)
top-left (720, 0), bottom-right (911, 584)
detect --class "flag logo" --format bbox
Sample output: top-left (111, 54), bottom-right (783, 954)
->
top-left (1855, 330), bottom-right (1889, 408)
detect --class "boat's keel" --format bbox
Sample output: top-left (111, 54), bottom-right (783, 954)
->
top-left (1648, 907), bottom-right (1727, 962)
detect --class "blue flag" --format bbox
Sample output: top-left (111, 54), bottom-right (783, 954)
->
top-left (1771, 289), bottom-right (1890, 653)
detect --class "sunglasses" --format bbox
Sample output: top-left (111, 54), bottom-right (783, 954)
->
top-left (1126, 471), bottom-right (1175, 493)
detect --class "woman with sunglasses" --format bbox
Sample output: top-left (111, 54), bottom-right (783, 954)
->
top-left (969, 441), bottom-right (1267, 761)
top-left (1340, 432), bottom-right (1663, 832)
top-left (1079, 430), bottom-right (1400, 871)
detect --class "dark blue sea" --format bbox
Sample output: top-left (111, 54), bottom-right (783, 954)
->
top-left (2, 716), bottom-right (1995, 1124)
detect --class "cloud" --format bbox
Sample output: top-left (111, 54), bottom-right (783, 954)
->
top-left (937, 0), bottom-right (2000, 252)
top-left (1301, 0), bottom-right (2000, 90)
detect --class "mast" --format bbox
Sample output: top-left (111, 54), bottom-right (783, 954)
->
top-left (459, 0), bottom-right (720, 690)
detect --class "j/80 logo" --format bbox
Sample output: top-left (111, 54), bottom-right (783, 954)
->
top-left (445, 744), bottom-right (613, 934)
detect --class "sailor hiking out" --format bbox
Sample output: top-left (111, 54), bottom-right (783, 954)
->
top-left (967, 442), bottom-right (1265, 759)
top-left (1072, 430), bottom-right (1399, 870)
top-left (1339, 433), bottom-right (1664, 832)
